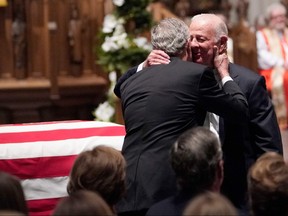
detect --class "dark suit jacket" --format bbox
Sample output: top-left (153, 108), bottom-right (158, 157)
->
top-left (115, 57), bottom-right (248, 213)
top-left (145, 190), bottom-right (243, 216)
top-left (220, 63), bottom-right (283, 210)
top-left (145, 191), bottom-right (194, 216)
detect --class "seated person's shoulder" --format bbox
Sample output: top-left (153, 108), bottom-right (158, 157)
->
top-left (146, 196), bottom-right (185, 216)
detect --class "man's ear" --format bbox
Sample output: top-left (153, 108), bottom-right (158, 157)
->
top-left (219, 36), bottom-right (228, 54)
top-left (185, 41), bottom-right (192, 62)
top-left (212, 159), bottom-right (224, 192)
top-left (218, 159), bottom-right (224, 184)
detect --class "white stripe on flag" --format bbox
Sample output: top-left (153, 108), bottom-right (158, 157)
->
top-left (22, 176), bottom-right (69, 200)
top-left (0, 136), bottom-right (124, 159)
top-left (0, 121), bottom-right (124, 133)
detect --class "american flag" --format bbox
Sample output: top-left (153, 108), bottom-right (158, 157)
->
top-left (0, 120), bottom-right (125, 216)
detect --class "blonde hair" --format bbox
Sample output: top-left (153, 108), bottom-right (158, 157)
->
top-left (53, 190), bottom-right (114, 216)
top-left (183, 192), bottom-right (238, 216)
top-left (248, 152), bottom-right (288, 216)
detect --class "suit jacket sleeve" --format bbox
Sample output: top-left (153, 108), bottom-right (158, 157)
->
top-left (199, 68), bottom-right (249, 122)
top-left (114, 66), bottom-right (138, 98)
top-left (248, 76), bottom-right (283, 155)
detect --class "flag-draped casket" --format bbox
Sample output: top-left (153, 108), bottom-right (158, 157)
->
top-left (0, 120), bottom-right (125, 216)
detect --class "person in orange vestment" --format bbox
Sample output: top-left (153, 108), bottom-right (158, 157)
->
top-left (256, 2), bottom-right (288, 129)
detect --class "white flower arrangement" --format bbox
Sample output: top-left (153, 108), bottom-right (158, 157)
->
top-left (112, 0), bottom-right (125, 7)
top-left (93, 0), bottom-right (152, 122)
top-left (93, 101), bottom-right (115, 122)
top-left (93, 71), bottom-right (117, 122)
top-left (93, 70), bottom-right (117, 122)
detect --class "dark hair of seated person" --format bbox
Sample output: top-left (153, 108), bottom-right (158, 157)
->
top-left (67, 145), bottom-right (126, 213)
top-left (0, 171), bottom-right (28, 215)
top-left (52, 190), bottom-right (114, 216)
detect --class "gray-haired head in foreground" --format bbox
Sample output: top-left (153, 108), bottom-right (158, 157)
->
top-left (151, 17), bottom-right (189, 56)
top-left (170, 127), bottom-right (222, 193)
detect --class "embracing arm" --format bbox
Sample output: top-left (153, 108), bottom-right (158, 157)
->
top-left (199, 49), bottom-right (249, 121)
top-left (113, 66), bottom-right (138, 98)
top-left (113, 50), bottom-right (171, 98)
top-left (199, 68), bottom-right (249, 122)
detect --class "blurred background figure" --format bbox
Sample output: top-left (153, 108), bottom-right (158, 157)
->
top-left (68, 4), bottom-right (84, 76)
top-left (12, 10), bottom-right (26, 71)
top-left (253, 14), bottom-right (267, 32)
top-left (183, 192), bottom-right (239, 216)
top-left (147, 0), bottom-right (178, 23)
top-left (247, 152), bottom-right (288, 216)
top-left (67, 145), bottom-right (126, 214)
top-left (68, 5), bottom-right (83, 64)
top-left (175, 0), bottom-right (191, 25)
top-left (0, 171), bottom-right (28, 215)
top-left (230, 0), bottom-right (258, 72)
top-left (52, 190), bottom-right (114, 216)
top-left (256, 2), bottom-right (288, 129)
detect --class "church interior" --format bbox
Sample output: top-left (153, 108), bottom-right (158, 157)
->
top-left (0, 0), bottom-right (286, 124)
top-left (1, 1), bottom-right (288, 215)
top-left (0, 0), bottom-right (108, 124)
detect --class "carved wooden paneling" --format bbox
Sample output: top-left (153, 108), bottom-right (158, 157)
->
top-left (0, 3), bottom-right (13, 78)
top-left (26, 0), bottom-right (46, 77)
top-left (0, 0), bottom-right (109, 124)
top-left (11, 0), bottom-right (28, 79)
top-left (90, 0), bottom-right (106, 77)
top-left (52, 0), bottom-right (70, 77)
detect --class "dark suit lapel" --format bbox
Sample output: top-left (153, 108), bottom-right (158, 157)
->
top-left (229, 63), bottom-right (240, 84)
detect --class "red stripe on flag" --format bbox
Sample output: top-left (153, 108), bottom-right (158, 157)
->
top-left (28, 197), bottom-right (63, 216)
top-left (0, 155), bottom-right (77, 179)
top-left (0, 126), bottom-right (126, 144)
top-left (0, 120), bottom-right (83, 128)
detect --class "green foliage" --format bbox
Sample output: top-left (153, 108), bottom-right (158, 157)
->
top-left (115, 0), bottom-right (152, 32)
top-left (95, 0), bottom-right (153, 75)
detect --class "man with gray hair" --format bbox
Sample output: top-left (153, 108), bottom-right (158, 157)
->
top-left (256, 2), bottom-right (288, 129)
top-left (146, 126), bottom-right (224, 216)
top-left (117, 13), bottom-right (283, 214)
top-left (116, 17), bottom-right (248, 216)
